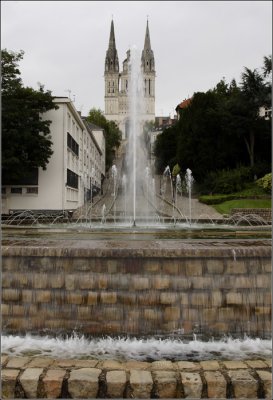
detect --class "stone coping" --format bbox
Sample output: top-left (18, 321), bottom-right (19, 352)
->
top-left (1, 239), bottom-right (271, 258)
top-left (1, 355), bottom-right (272, 399)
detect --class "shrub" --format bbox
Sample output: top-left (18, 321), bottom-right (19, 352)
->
top-left (201, 166), bottom-right (253, 194)
top-left (256, 173), bottom-right (272, 193)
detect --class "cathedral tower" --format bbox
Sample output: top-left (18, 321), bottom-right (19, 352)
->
top-left (104, 20), bottom-right (120, 118)
top-left (141, 20), bottom-right (155, 117)
top-left (104, 20), bottom-right (156, 139)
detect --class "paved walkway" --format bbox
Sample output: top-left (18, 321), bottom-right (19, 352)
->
top-left (2, 355), bottom-right (272, 399)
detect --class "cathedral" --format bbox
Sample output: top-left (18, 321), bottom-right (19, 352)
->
top-left (104, 20), bottom-right (156, 139)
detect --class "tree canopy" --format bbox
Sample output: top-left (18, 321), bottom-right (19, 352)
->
top-left (87, 108), bottom-right (122, 170)
top-left (2, 49), bottom-right (58, 183)
top-left (154, 56), bottom-right (272, 184)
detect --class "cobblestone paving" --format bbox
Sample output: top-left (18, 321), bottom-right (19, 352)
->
top-left (1, 355), bottom-right (271, 399)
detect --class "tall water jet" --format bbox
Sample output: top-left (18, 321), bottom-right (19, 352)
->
top-left (185, 168), bottom-right (194, 225)
top-left (127, 46), bottom-right (146, 226)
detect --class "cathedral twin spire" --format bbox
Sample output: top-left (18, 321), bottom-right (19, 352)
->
top-left (105, 20), bottom-right (119, 72)
top-left (105, 19), bottom-right (155, 73)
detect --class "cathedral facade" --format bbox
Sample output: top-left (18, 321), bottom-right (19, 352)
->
top-left (104, 20), bottom-right (156, 139)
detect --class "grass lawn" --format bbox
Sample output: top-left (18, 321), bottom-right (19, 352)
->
top-left (213, 199), bottom-right (272, 214)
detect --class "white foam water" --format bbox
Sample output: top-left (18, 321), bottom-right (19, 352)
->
top-left (1, 334), bottom-right (271, 361)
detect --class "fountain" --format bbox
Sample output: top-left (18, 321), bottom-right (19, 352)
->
top-left (1, 45), bottom-right (271, 367)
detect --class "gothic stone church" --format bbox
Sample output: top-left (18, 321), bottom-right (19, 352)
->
top-left (104, 20), bottom-right (156, 140)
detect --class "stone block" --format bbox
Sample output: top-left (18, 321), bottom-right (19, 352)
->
top-left (117, 292), bottom-right (136, 304)
top-left (233, 276), bottom-right (253, 289)
top-left (144, 308), bottom-right (161, 321)
top-left (74, 360), bottom-right (99, 368)
top-left (1, 369), bottom-right (20, 399)
top-left (43, 369), bottom-right (66, 398)
top-left (1, 304), bottom-right (10, 316)
top-left (204, 370), bottom-right (227, 398)
top-left (66, 292), bottom-right (83, 304)
top-left (153, 275), bottom-right (170, 289)
top-left (138, 291), bottom-right (158, 305)
top-left (144, 260), bottom-right (160, 272)
top-left (185, 259), bottom-right (203, 276)
top-left (2, 289), bottom-right (20, 301)
top-left (222, 360), bottom-right (248, 369)
top-left (180, 372), bottom-right (202, 398)
top-left (87, 291), bottom-right (97, 305)
top-left (176, 361), bottom-right (200, 371)
top-left (50, 274), bottom-right (65, 289)
top-left (206, 259), bottom-right (224, 274)
top-left (33, 273), bottom-right (48, 288)
top-left (226, 292), bottom-right (243, 305)
top-left (35, 290), bottom-right (51, 303)
top-left (151, 361), bottom-right (175, 370)
top-left (6, 356), bottom-right (30, 369)
top-left (21, 289), bottom-right (33, 303)
top-left (78, 274), bottom-right (95, 289)
top-left (191, 292), bottom-right (210, 306)
top-left (133, 276), bottom-right (150, 290)
top-left (98, 275), bottom-right (108, 289)
top-left (160, 292), bottom-right (178, 304)
top-left (255, 306), bottom-right (271, 315)
top-left (256, 370), bottom-right (272, 399)
top-left (100, 292), bottom-right (117, 304)
top-left (173, 277), bottom-right (190, 289)
top-left (130, 369), bottom-right (153, 398)
top-left (192, 276), bottom-right (213, 289)
top-left (153, 370), bottom-right (177, 398)
top-left (226, 260), bottom-right (247, 274)
top-left (164, 306), bottom-right (180, 321)
top-left (200, 360), bottom-right (220, 370)
top-left (106, 370), bottom-right (127, 398)
top-left (125, 361), bottom-right (150, 370)
top-left (68, 368), bottom-right (101, 398)
top-left (161, 260), bottom-right (178, 274)
top-left (245, 360), bottom-right (268, 369)
top-left (27, 357), bottom-right (54, 368)
top-left (228, 369), bottom-right (258, 399)
top-left (20, 368), bottom-right (44, 398)
top-left (107, 259), bottom-right (118, 273)
top-left (180, 292), bottom-right (189, 305)
top-left (65, 274), bottom-right (77, 290)
top-left (211, 290), bottom-right (223, 306)
top-left (98, 360), bottom-right (125, 370)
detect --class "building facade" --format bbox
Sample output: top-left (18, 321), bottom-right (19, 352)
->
top-left (104, 20), bottom-right (156, 139)
top-left (2, 97), bottom-right (105, 214)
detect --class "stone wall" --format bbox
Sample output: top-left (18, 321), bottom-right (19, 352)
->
top-left (1, 355), bottom-right (272, 399)
top-left (2, 240), bottom-right (271, 337)
top-left (231, 208), bottom-right (272, 222)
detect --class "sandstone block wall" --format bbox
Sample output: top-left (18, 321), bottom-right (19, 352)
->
top-left (2, 243), bottom-right (271, 336)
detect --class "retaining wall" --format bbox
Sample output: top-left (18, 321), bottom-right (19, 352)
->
top-left (2, 239), bottom-right (271, 337)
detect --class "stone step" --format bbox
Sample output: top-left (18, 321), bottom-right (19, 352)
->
top-left (1, 356), bottom-right (271, 398)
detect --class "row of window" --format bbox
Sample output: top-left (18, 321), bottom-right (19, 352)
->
top-left (67, 133), bottom-right (79, 156)
top-left (2, 187), bottom-right (38, 195)
top-left (67, 169), bottom-right (79, 189)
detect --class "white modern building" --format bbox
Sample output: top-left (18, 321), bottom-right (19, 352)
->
top-left (2, 97), bottom-right (105, 215)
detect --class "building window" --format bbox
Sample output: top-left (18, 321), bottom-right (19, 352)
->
top-left (11, 187), bottom-right (22, 194)
top-left (67, 133), bottom-right (79, 156)
top-left (26, 187), bottom-right (38, 194)
top-left (67, 169), bottom-right (79, 189)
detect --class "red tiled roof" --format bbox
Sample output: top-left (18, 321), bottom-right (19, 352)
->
top-left (177, 98), bottom-right (192, 109)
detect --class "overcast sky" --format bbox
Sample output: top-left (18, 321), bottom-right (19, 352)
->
top-left (2, 1), bottom-right (272, 117)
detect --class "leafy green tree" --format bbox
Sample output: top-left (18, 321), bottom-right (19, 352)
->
top-left (225, 65), bottom-right (271, 168)
top-left (2, 49), bottom-right (58, 183)
top-left (154, 124), bottom-right (178, 173)
top-left (87, 108), bottom-right (121, 170)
